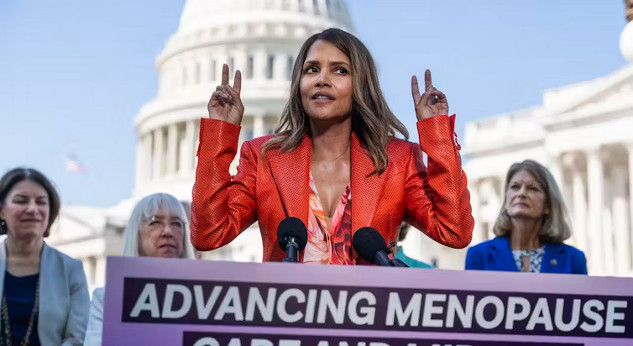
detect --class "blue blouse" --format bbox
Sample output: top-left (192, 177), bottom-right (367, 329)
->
top-left (1, 272), bottom-right (40, 346)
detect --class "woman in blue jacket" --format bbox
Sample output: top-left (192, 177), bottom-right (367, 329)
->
top-left (465, 160), bottom-right (587, 274)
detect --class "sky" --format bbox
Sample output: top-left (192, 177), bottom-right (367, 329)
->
top-left (0, 0), bottom-right (628, 208)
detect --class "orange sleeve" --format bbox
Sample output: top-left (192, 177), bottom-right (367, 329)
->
top-left (190, 118), bottom-right (258, 251)
top-left (403, 115), bottom-right (474, 249)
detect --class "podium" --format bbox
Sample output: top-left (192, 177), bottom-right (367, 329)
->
top-left (103, 256), bottom-right (633, 345)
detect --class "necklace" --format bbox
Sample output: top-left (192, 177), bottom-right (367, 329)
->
top-left (0, 276), bottom-right (40, 346)
top-left (521, 254), bottom-right (531, 272)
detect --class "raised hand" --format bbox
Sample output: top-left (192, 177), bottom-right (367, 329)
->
top-left (208, 64), bottom-right (244, 126)
top-left (411, 69), bottom-right (449, 120)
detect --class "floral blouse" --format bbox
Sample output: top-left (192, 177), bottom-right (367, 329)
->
top-left (512, 247), bottom-right (545, 272)
top-left (303, 172), bottom-right (353, 264)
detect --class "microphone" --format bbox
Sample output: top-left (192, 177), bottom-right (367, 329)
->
top-left (352, 227), bottom-right (409, 267)
top-left (276, 217), bottom-right (308, 263)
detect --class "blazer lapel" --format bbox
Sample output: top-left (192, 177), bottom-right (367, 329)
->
top-left (266, 135), bottom-right (311, 228)
top-left (490, 237), bottom-right (519, 272)
top-left (38, 243), bottom-right (51, 339)
top-left (350, 133), bottom-right (387, 234)
top-left (266, 133), bottom-right (387, 238)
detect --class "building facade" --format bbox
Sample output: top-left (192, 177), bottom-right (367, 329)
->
top-left (452, 9), bottom-right (633, 276)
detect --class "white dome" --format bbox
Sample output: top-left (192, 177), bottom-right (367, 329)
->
top-left (178, 0), bottom-right (354, 33)
top-left (621, 21), bottom-right (633, 63)
top-left (133, 0), bottom-right (354, 199)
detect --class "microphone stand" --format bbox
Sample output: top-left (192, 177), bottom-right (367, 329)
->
top-left (282, 237), bottom-right (299, 263)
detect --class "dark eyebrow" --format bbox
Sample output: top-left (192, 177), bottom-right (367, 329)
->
top-left (330, 61), bottom-right (350, 67)
top-left (303, 60), bottom-right (351, 67)
top-left (13, 193), bottom-right (47, 199)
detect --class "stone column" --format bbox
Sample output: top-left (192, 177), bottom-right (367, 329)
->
top-left (82, 257), bottom-right (95, 294)
top-left (571, 166), bottom-right (588, 252)
top-left (611, 165), bottom-right (630, 275)
top-left (253, 114), bottom-right (265, 138)
top-left (167, 123), bottom-right (178, 175)
top-left (548, 154), bottom-right (564, 191)
top-left (153, 128), bottom-right (164, 179)
top-left (468, 179), bottom-right (483, 243)
top-left (563, 153), bottom-right (587, 251)
top-left (146, 132), bottom-right (155, 180)
top-left (209, 57), bottom-right (217, 82)
top-left (234, 49), bottom-right (247, 78)
top-left (94, 257), bottom-right (107, 288)
top-left (586, 147), bottom-right (604, 274)
top-left (603, 173), bottom-right (615, 276)
top-left (181, 120), bottom-right (196, 176)
top-left (274, 52), bottom-right (287, 81)
top-left (312, 0), bottom-right (323, 14)
top-left (479, 178), bottom-right (500, 240)
top-left (627, 142), bottom-right (633, 274)
top-left (143, 134), bottom-right (152, 180)
top-left (135, 136), bottom-right (144, 190)
top-left (255, 48), bottom-right (267, 80)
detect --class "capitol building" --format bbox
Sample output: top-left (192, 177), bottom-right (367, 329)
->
top-left (458, 2), bottom-right (633, 276)
top-left (44, 0), bottom-right (633, 293)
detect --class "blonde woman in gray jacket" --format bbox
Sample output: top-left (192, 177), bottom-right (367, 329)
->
top-left (84, 193), bottom-right (196, 345)
top-left (0, 167), bottom-right (90, 345)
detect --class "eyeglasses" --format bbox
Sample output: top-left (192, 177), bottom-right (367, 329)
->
top-left (142, 215), bottom-right (186, 233)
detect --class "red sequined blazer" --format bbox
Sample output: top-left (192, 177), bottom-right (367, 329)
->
top-left (191, 116), bottom-right (474, 263)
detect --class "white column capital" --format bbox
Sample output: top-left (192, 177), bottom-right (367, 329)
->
top-left (585, 145), bottom-right (604, 158)
top-left (561, 151), bottom-right (583, 169)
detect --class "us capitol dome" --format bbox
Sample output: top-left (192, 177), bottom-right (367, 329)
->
top-left (134, 0), bottom-right (354, 200)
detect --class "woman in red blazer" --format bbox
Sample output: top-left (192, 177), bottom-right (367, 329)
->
top-left (191, 28), bottom-right (474, 263)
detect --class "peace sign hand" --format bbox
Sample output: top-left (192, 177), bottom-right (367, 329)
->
top-left (208, 64), bottom-right (244, 126)
top-left (411, 69), bottom-right (449, 120)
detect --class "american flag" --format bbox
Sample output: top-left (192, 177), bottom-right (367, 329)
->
top-left (66, 155), bottom-right (87, 175)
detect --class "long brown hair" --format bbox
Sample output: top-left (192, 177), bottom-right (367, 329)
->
top-left (493, 160), bottom-right (572, 243)
top-left (263, 28), bottom-right (408, 174)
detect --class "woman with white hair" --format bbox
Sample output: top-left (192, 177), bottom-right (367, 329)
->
top-left (83, 193), bottom-right (195, 345)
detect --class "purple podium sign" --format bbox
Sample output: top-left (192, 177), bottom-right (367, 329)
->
top-left (103, 256), bottom-right (633, 345)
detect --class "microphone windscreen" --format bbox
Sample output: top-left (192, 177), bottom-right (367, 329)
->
top-left (277, 217), bottom-right (308, 251)
top-left (352, 227), bottom-right (388, 264)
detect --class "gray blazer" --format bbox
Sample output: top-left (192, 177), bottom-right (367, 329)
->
top-left (0, 241), bottom-right (90, 345)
